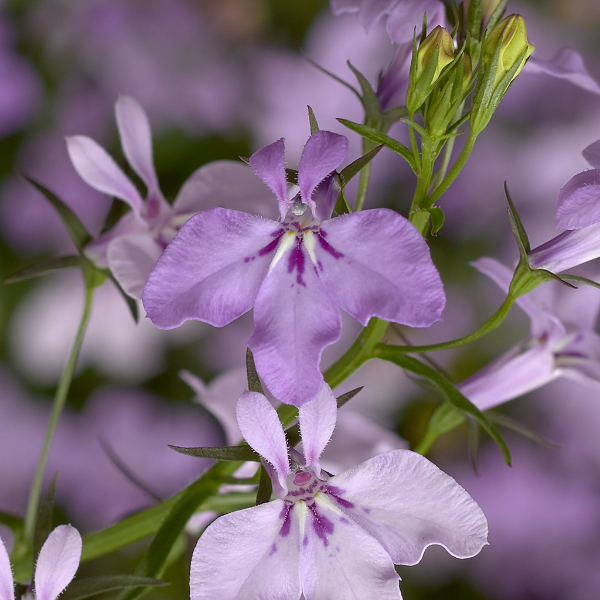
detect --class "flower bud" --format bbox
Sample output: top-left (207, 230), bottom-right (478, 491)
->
top-left (464, 0), bottom-right (502, 28)
top-left (416, 26), bottom-right (455, 84)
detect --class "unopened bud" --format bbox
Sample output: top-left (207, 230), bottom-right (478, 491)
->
top-left (416, 26), bottom-right (455, 84)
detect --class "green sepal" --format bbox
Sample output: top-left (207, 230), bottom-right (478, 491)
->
top-left (505, 182), bottom-right (530, 253)
top-left (307, 106), bottom-right (320, 135)
top-left (427, 206), bottom-right (445, 235)
top-left (246, 347), bottom-right (265, 394)
top-left (484, 0), bottom-right (508, 34)
top-left (4, 255), bottom-right (84, 284)
top-left (465, 0), bottom-right (483, 40)
top-left (33, 474), bottom-right (58, 560)
top-left (256, 465), bottom-right (273, 506)
top-left (337, 119), bottom-right (417, 173)
top-left (487, 411), bottom-right (560, 448)
top-left (335, 386), bottom-right (364, 409)
top-left (20, 173), bottom-right (92, 251)
top-left (559, 274), bottom-right (600, 289)
top-left (62, 576), bottom-right (168, 600)
top-left (168, 444), bottom-right (261, 462)
top-left (339, 145), bottom-right (384, 186)
top-left (334, 187), bottom-right (351, 215)
top-left (347, 61), bottom-right (381, 118)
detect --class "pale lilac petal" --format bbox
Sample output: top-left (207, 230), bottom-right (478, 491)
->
top-left (458, 343), bottom-right (558, 411)
top-left (299, 383), bottom-right (337, 474)
top-left (528, 224), bottom-right (600, 273)
top-left (0, 536), bottom-right (14, 600)
top-left (556, 330), bottom-right (600, 387)
top-left (173, 160), bottom-right (278, 219)
top-left (107, 233), bottom-right (162, 300)
top-left (115, 95), bottom-right (159, 193)
top-left (249, 138), bottom-right (289, 219)
top-left (526, 48), bottom-right (600, 96)
top-left (300, 497), bottom-right (401, 600)
top-left (35, 525), bottom-right (82, 600)
top-left (249, 245), bottom-right (342, 407)
top-left (357, 0), bottom-right (397, 31)
top-left (190, 501), bottom-right (302, 600)
top-left (329, 450), bottom-right (488, 565)
top-left (386, 0), bottom-right (446, 44)
top-left (236, 391), bottom-right (291, 490)
top-left (556, 170), bottom-right (600, 229)
top-left (330, 0), bottom-right (361, 16)
top-left (143, 208), bottom-right (281, 328)
top-left (582, 140), bottom-right (600, 169)
top-left (317, 210), bottom-right (445, 327)
top-left (298, 131), bottom-right (348, 216)
top-left (66, 135), bottom-right (144, 214)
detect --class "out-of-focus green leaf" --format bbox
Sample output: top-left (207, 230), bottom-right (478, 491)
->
top-left (246, 348), bottom-right (265, 394)
top-left (339, 145), bottom-right (384, 185)
top-left (255, 466), bottom-right (273, 506)
top-left (168, 445), bottom-right (260, 462)
top-left (4, 255), bottom-right (84, 284)
top-left (307, 105), bottom-right (320, 135)
top-left (62, 576), bottom-right (168, 600)
top-left (33, 474), bottom-right (58, 560)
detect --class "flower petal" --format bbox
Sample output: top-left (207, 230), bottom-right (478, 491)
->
top-left (190, 501), bottom-right (302, 600)
top-left (357, 0), bottom-right (397, 32)
top-left (66, 135), bottom-right (144, 214)
top-left (556, 169), bottom-right (600, 229)
top-left (386, 0), bottom-right (446, 44)
top-left (249, 243), bottom-right (342, 406)
top-left (582, 140), bottom-right (600, 169)
top-left (317, 209), bottom-right (445, 327)
top-left (173, 160), bottom-right (278, 219)
top-left (526, 48), bottom-right (600, 96)
top-left (107, 233), bottom-right (162, 300)
top-left (330, 0), bottom-right (361, 16)
top-left (298, 131), bottom-right (348, 217)
top-left (249, 138), bottom-right (289, 219)
top-left (237, 391), bottom-right (291, 491)
top-left (115, 95), bottom-right (159, 194)
top-left (299, 383), bottom-right (337, 474)
top-left (143, 208), bottom-right (280, 328)
top-left (35, 525), bottom-right (82, 600)
top-left (328, 450), bottom-right (488, 565)
top-left (0, 535), bottom-right (14, 600)
top-left (299, 496), bottom-right (401, 600)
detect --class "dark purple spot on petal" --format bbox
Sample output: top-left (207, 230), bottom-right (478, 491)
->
top-left (287, 238), bottom-right (307, 287)
top-left (259, 230), bottom-right (285, 256)
top-left (363, 508), bottom-right (371, 514)
top-left (303, 535), bottom-right (309, 547)
top-left (269, 543), bottom-right (277, 555)
top-left (309, 504), bottom-right (334, 547)
top-left (244, 256), bottom-right (250, 263)
top-left (317, 232), bottom-right (344, 259)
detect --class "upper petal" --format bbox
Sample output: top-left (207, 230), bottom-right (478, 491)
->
top-left (0, 535), bottom-right (14, 600)
top-left (249, 242), bottom-right (342, 406)
top-left (299, 383), bottom-right (337, 474)
top-left (328, 450), bottom-right (488, 565)
top-left (357, 0), bottom-right (397, 31)
top-left (317, 209), bottom-right (445, 327)
top-left (237, 391), bottom-right (291, 492)
top-left (330, 0), bottom-right (361, 16)
top-left (115, 95), bottom-right (159, 194)
top-left (299, 495), bottom-right (401, 600)
top-left (386, 0), bottom-right (446, 44)
top-left (35, 525), bottom-right (82, 600)
top-left (190, 501), bottom-right (302, 600)
top-left (66, 135), bottom-right (144, 214)
top-left (582, 140), bottom-right (600, 169)
top-left (142, 208), bottom-right (281, 329)
top-left (556, 169), bottom-right (600, 229)
top-left (249, 138), bottom-right (290, 220)
top-left (298, 131), bottom-right (348, 217)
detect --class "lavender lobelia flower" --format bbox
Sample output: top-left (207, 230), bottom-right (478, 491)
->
top-left (143, 131), bottom-right (445, 406)
top-left (66, 94), bottom-right (274, 299)
top-left (458, 258), bottom-right (600, 411)
top-left (189, 385), bottom-right (488, 600)
top-left (0, 525), bottom-right (82, 600)
top-left (528, 138), bottom-right (600, 273)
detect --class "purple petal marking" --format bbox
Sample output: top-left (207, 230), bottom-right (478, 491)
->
top-left (142, 208), bottom-right (281, 329)
top-left (386, 0), bottom-right (446, 44)
top-left (326, 486), bottom-right (355, 509)
top-left (190, 501), bottom-right (301, 600)
top-left (308, 503), bottom-right (335, 546)
top-left (279, 503), bottom-right (293, 537)
top-left (317, 209), bottom-right (445, 327)
top-left (249, 244), bottom-right (342, 407)
top-left (236, 391), bottom-right (291, 492)
top-left (582, 140), bottom-right (600, 169)
top-left (556, 169), bottom-right (600, 229)
top-left (329, 450), bottom-right (488, 566)
top-left (287, 238), bottom-right (306, 286)
top-left (0, 535), bottom-right (14, 600)
top-left (298, 131), bottom-right (348, 217)
top-left (35, 525), bottom-right (82, 600)
top-left (249, 138), bottom-right (290, 220)
top-left (115, 95), bottom-right (159, 194)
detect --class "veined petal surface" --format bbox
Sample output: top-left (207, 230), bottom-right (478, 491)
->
top-left (556, 169), bottom-right (600, 229)
top-left (0, 536), bottom-right (14, 600)
top-left (250, 138), bottom-right (289, 219)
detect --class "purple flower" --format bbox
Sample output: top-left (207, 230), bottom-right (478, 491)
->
top-left (458, 258), bottom-right (600, 410)
top-left (143, 131), bottom-right (445, 406)
top-left (528, 138), bottom-right (600, 273)
top-left (0, 525), bottom-right (81, 600)
top-left (67, 95), bottom-right (274, 299)
top-left (189, 386), bottom-right (488, 600)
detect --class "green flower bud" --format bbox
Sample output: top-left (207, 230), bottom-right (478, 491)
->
top-left (416, 26), bottom-right (455, 84)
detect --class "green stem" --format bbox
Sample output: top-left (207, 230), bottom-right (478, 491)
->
top-left (354, 135), bottom-right (376, 212)
top-left (23, 281), bottom-right (94, 542)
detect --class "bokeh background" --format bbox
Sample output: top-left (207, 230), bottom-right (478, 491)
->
top-left (1, 0), bottom-right (600, 598)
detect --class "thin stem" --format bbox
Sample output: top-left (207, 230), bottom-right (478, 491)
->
top-left (354, 135), bottom-right (376, 212)
top-left (23, 281), bottom-right (94, 542)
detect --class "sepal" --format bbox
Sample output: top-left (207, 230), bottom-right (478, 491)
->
top-left (168, 445), bottom-right (261, 462)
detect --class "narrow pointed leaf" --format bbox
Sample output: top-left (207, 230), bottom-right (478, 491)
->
top-left (4, 256), bottom-right (84, 284)
top-left (301, 52), bottom-right (361, 101)
top-left (62, 576), bottom-right (167, 600)
top-left (255, 465), bottom-right (273, 506)
top-left (339, 145), bottom-right (384, 185)
top-left (168, 445), bottom-right (261, 462)
top-left (20, 174), bottom-right (92, 250)
top-left (557, 274), bottom-right (600, 289)
top-left (334, 188), bottom-right (351, 215)
top-left (246, 348), bottom-right (265, 394)
top-left (108, 273), bottom-right (139, 323)
top-left (307, 106), bottom-right (320, 135)
top-left (347, 61), bottom-right (380, 116)
top-left (336, 386), bottom-right (364, 409)
top-left (504, 183), bottom-right (530, 252)
top-left (33, 474), bottom-right (58, 561)
top-left (487, 412), bottom-right (560, 448)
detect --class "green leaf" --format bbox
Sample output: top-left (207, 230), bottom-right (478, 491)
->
top-left (33, 474), bottom-right (58, 560)
top-left (339, 145), bottom-right (384, 186)
top-left (246, 348), bottom-right (265, 394)
top-left (307, 106), bottom-right (320, 135)
top-left (62, 576), bottom-right (168, 600)
top-left (4, 255), bottom-right (84, 284)
top-left (487, 411), bottom-right (560, 448)
top-left (168, 445), bottom-right (260, 462)
top-left (256, 465), bottom-right (273, 505)
top-left (107, 273), bottom-right (139, 323)
top-left (504, 182), bottom-right (530, 253)
top-left (0, 510), bottom-right (23, 534)
top-left (336, 386), bottom-right (364, 409)
top-left (347, 61), bottom-right (381, 117)
top-left (427, 206), bottom-right (445, 235)
top-left (375, 346), bottom-right (512, 465)
top-left (337, 119), bottom-right (417, 173)
top-left (20, 174), bottom-right (92, 250)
